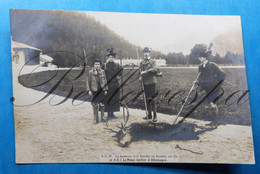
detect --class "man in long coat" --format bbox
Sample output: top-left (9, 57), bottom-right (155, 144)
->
top-left (103, 48), bottom-right (123, 119)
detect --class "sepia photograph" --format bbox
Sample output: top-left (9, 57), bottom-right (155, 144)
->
top-left (10, 9), bottom-right (254, 163)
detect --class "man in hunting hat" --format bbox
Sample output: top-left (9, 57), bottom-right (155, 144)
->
top-left (87, 59), bottom-right (108, 124)
top-left (139, 47), bottom-right (160, 122)
top-left (194, 49), bottom-right (226, 126)
top-left (103, 48), bottom-right (123, 120)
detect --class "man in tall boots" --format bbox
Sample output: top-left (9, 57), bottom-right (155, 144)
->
top-left (87, 59), bottom-right (108, 124)
top-left (139, 47), bottom-right (160, 122)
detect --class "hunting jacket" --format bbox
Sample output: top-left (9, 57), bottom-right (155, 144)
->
top-left (198, 61), bottom-right (226, 87)
top-left (86, 68), bottom-right (108, 92)
top-left (140, 58), bottom-right (159, 85)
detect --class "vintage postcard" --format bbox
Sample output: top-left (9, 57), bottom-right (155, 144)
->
top-left (10, 9), bottom-right (254, 163)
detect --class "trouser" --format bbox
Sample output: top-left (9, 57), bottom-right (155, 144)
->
top-left (200, 83), bottom-right (223, 104)
top-left (200, 84), bottom-right (221, 120)
top-left (91, 90), bottom-right (106, 123)
top-left (92, 102), bottom-right (105, 124)
top-left (144, 84), bottom-right (157, 112)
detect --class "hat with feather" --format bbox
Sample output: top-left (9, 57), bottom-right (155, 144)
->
top-left (142, 47), bottom-right (152, 53)
top-left (200, 43), bottom-right (213, 59)
top-left (106, 48), bottom-right (116, 57)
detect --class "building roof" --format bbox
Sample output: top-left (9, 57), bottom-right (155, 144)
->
top-left (12, 41), bottom-right (41, 51)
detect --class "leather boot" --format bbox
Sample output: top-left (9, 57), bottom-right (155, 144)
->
top-left (210, 102), bottom-right (219, 115)
top-left (106, 112), bottom-right (111, 121)
top-left (110, 112), bottom-right (118, 119)
top-left (100, 105), bottom-right (105, 122)
top-left (93, 104), bottom-right (99, 124)
top-left (143, 111), bottom-right (152, 120)
top-left (153, 112), bottom-right (157, 122)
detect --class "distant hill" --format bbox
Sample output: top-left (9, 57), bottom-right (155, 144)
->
top-left (211, 26), bottom-right (244, 57)
top-left (10, 10), bottom-right (164, 67)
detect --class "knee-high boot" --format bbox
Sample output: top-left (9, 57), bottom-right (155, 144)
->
top-left (100, 105), bottom-right (105, 122)
top-left (151, 100), bottom-right (157, 122)
top-left (93, 104), bottom-right (99, 124)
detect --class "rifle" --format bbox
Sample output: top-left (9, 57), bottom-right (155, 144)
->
top-left (174, 72), bottom-right (201, 124)
top-left (136, 48), bottom-right (148, 119)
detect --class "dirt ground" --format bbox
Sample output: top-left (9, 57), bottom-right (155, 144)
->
top-left (12, 64), bottom-right (255, 164)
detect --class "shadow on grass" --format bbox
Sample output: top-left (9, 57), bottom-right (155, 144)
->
top-left (110, 121), bottom-right (218, 148)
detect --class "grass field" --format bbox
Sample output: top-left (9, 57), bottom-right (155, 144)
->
top-left (19, 66), bottom-right (251, 126)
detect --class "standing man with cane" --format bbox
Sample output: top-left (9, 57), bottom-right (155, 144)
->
top-left (194, 45), bottom-right (226, 127)
top-left (174, 43), bottom-right (225, 126)
top-left (139, 47), bottom-right (160, 122)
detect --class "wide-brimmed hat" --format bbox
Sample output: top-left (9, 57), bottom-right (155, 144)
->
top-left (142, 47), bottom-right (152, 53)
top-left (106, 48), bottom-right (116, 57)
top-left (200, 50), bottom-right (212, 59)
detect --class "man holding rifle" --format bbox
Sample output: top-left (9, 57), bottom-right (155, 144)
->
top-left (139, 47), bottom-right (160, 122)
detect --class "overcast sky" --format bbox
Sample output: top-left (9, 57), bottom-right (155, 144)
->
top-left (85, 11), bottom-right (241, 55)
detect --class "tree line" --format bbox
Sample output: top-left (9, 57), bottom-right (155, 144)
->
top-left (164, 44), bottom-right (244, 65)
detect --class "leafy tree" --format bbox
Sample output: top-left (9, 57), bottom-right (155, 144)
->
top-left (224, 51), bottom-right (244, 64)
top-left (188, 44), bottom-right (207, 64)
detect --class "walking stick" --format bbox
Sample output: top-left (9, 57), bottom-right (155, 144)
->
top-left (83, 48), bottom-right (87, 65)
top-left (224, 81), bottom-right (236, 87)
top-left (119, 50), bottom-right (126, 122)
top-left (174, 72), bottom-right (201, 124)
top-left (136, 48), bottom-right (148, 119)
